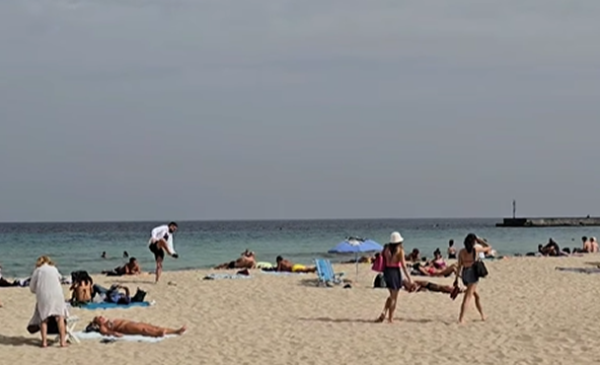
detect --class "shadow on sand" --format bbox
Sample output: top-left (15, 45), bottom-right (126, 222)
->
top-left (297, 278), bottom-right (354, 288)
top-left (0, 334), bottom-right (41, 347)
top-left (298, 316), bottom-right (437, 324)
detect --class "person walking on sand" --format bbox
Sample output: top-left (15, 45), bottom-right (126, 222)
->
top-left (375, 232), bottom-right (412, 323)
top-left (148, 222), bottom-right (179, 283)
top-left (454, 233), bottom-right (492, 324)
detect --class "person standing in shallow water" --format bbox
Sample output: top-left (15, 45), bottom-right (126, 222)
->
top-left (454, 233), bottom-right (492, 324)
top-left (376, 232), bottom-right (412, 323)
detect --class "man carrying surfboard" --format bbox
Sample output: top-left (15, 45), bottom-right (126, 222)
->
top-left (148, 222), bottom-right (179, 283)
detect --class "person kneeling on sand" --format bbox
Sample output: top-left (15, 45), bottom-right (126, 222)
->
top-left (90, 316), bottom-right (186, 337)
top-left (214, 250), bottom-right (257, 270)
top-left (102, 257), bottom-right (142, 276)
top-left (275, 256), bottom-right (316, 273)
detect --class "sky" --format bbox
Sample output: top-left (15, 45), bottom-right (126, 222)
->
top-left (1, 0), bottom-right (600, 222)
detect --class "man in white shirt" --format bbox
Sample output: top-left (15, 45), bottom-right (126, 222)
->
top-left (148, 222), bottom-right (179, 283)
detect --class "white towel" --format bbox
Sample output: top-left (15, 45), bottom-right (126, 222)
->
top-left (74, 331), bottom-right (177, 343)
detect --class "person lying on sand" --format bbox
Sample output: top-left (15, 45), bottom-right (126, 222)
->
top-left (214, 250), bottom-right (257, 269)
top-left (90, 284), bottom-right (146, 305)
top-left (403, 279), bottom-right (464, 295)
top-left (342, 255), bottom-right (375, 264)
top-left (90, 316), bottom-right (186, 337)
top-left (0, 264), bottom-right (19, 287)
top-left (275, 256), bottom-right (316, 273)
top-left (102, 257), bottom-right (141, 276)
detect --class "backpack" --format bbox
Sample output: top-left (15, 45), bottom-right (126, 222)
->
top-left (373, 273), bottom-right (387, 288)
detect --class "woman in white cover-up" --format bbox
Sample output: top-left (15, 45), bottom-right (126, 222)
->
top-left (28, 256), bottom-right (69, 347)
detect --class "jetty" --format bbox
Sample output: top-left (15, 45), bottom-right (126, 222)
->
top-left (496, 217), bottom-right (600, 227)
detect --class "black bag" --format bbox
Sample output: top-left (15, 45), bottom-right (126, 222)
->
top-left (131, 288), bottom-right (147, 303)
top-left (473, 250), bottom-right (488, 278)
top-left (373, 273), bottom-right (387, 288)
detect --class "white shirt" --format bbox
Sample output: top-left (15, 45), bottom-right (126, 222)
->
top-left (474, 243), bottom-right (486, 259)
top-left (149, 225), bottom-right (176, 254)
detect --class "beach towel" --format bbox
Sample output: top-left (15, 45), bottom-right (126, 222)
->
top-left (256, 262), bottom-right (273, 269)
top-left (80, 301), bottom-right (153, 310)
top-left (260, 270), bottom-right (306, 276)
top-left (203, 273), bottom-right (251, 280)
top-left (556, 266), bottom-right (600, 273)
top-left (74, 331), bottom-right (176, 343)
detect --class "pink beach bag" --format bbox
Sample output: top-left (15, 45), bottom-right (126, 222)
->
top-left (371, 253), bottom-right (385, 272)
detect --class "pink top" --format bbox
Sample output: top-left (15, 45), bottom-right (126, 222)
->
top-left (384, 248), bottom-right (402, 268)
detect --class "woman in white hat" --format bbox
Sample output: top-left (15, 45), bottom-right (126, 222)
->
top-left (375, 231), bottom-right (412, 323)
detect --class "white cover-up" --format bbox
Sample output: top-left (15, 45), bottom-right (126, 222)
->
top-left (28, 264), bottom-right (69, 328)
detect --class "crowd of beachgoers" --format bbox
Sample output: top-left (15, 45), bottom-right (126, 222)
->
top-left (1, 220), bottom-right (599, 348)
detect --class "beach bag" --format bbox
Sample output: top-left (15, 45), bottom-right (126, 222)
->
top-left (373, 273), bottom-right (387, 288)
top-left (473, 250), bottom-right (488, 278)
top-left (371, 254), bottom-right (385, 272)
top-left (131, 288), bottom-right (147, 303)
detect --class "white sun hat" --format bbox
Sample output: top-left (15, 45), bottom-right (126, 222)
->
top-left (390, 231), bottom-right (404, 244)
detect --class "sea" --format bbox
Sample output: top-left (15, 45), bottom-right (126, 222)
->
top-left (0, 219), bottom-right (598, 278)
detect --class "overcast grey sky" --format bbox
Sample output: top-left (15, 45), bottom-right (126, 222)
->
top-left (1, 1), bottom-right (599, 222)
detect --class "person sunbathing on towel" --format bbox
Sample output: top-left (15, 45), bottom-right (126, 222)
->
top-left (102, 258), bottom-right (142, 276)
top-left (275, 256), bottom-right (316, 273)
top-left (91, 316), bottom-right (186, 337)
top-left (214, 250), bottom-right (257, 269)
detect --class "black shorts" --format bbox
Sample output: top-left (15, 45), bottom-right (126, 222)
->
top-left (149, 242), bottom-right (165, 260)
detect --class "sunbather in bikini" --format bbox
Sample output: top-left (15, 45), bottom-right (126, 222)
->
top-left (91, 316), bottom-right (186, 337)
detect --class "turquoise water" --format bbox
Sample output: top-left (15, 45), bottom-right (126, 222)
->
top-left (0, 219), bottom-right (597, 278)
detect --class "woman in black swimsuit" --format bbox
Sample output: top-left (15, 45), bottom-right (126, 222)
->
top-left (454, 233), bottom-right (491, 324)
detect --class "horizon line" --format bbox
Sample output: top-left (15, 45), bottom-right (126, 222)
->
top-left (0, 216), bottom-right (547, 224)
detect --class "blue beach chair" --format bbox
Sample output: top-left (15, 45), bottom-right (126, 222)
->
top-left (314, 258), bottom-right (344, 286)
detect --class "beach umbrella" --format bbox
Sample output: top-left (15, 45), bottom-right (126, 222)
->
top-left (328, 237), bottom-right (383, 279)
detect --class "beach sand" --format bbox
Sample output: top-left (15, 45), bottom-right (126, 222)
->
top-left (1, 256), bottom-right (600, 364)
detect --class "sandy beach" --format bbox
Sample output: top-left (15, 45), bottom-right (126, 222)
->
top-left (1, 256), bottom-right (600, 365)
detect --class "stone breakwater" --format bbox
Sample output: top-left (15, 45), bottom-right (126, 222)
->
top-left (496, 217), bottom-right (600, 227)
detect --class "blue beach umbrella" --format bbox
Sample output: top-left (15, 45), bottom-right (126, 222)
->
top-left (328, 237), bottom-right (384, 278)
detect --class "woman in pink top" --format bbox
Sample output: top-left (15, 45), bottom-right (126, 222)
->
top-left (375, 232), bottom-right (412, 323)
